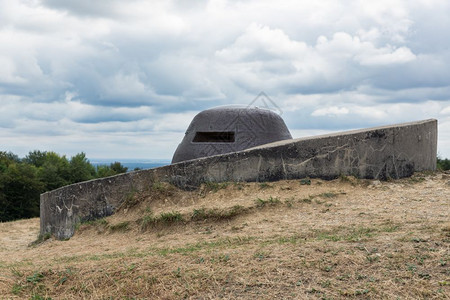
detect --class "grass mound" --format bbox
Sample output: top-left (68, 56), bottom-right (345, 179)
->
top-left (1, 172), bottom-right (449, 299)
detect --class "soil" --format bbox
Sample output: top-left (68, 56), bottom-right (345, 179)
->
top-left (0, 172), bottom-right (449, 299)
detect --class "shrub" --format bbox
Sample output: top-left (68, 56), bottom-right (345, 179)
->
top-left (437, 157), bottom-right (450, 171)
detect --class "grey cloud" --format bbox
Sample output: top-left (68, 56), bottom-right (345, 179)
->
top-left (1, 0), bottom-right (450, 158)
top-left (70, 111), bottom-right (148, 124)
top-left (40, 0), bottom-right (124, 18)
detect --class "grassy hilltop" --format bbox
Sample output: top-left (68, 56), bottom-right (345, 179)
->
top-left (0, 172), bottom-right (449, 299)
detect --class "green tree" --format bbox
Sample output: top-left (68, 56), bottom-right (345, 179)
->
top-left (437, 157), bottom-right (450, 171)
top-left (24, 151), bottom-right (71, 191)
top-left (39, 161), bottom-right (70, 191)
top-left (0, 151), bottom-right (20, 173)
top-left (69, 152), bottom-right (96, 183)
top-left (24, 150), bottom-right (48, 168)
top-left (96, 165), bottom-right (115, 178)
top-left (1, 150), bottom-right (131, 222)
top-left (110, 161), bottom-right (128, 174)
top-left (0, 163), bottom-right (43, 222)
top-left (95, 162), bottom-right (128, 178)
top-left (25, 151), bottom-right (72, 191)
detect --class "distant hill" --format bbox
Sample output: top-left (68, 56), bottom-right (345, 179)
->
top-left (90, 159), bottom-right (170, 171)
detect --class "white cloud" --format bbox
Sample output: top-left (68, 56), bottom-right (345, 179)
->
top-left (356, 46), bottom-right (416, 65)
top-left (216, 23), bottom-right (309, 61)
top-left (350, 106), bottom-right (388, 120)
top-left (316, 32), bottom-right (416, 66)
top-left (312, 106), bottom-right (349, 117)
top-left (215, 26), bottom-right (418, 96)
top-left (0, 0), bottom-right (449, 159)
top-left (440, 106), bottom-right (450, 115)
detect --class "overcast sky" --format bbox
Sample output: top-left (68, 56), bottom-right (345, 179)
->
top-left (1, 0), bottom-right (449, 160)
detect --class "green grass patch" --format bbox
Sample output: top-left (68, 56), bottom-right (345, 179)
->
top-left (109, 221), bottom-right (130, 232)
top-left (203, 182), bottom-right (229, 193)
top-left (259, 182), bottom-right (273, 189)
top-left (151, 181), bottom-right (177, 193)
top-left (26, 272), bottom-right (44, 284)
top-left (11, 283), bottom-right (24, 295)
top-left (315, 226), bottom-right (377, 242)
top-left (123, 188), bottom-right (138, 206)
top-left (28, 233), bottom-right (52, 247)
top-left (300, 197), bottom-right (313, 203)
top-left (380, 224), bottom-right (400, 232)
top-left (159, 211), bottom-right (183, 223)
top-left (276, 235), bottom-right (304, 245)
top-left (299, 178), bottom-right (311, 185)
top-left (75, 218), bottom-right (109, 234)
top-left (150, 181), bottom-right (177, 197)
top-left (255, 196), bottom-right (281, 207)
top-left (319, 192), bottom-right (339, 198)
top-left (139, 211), bottom-right (184, 231)
top-left (80, 218), bottom-right (108, 227)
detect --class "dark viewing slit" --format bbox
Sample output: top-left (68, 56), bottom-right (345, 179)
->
top-left (192, 131), bottom-right (235, 143)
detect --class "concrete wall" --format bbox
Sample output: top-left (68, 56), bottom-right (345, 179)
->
top-left (40, 119), bottom-right (437, 240)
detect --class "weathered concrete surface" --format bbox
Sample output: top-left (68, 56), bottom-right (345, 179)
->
top-left (40, 119), bottom-right (437, 239)
top-left (172, 106), bottom-right (292, 163)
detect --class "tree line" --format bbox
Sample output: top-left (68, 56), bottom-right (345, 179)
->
top-left (0, 151), bottom-right (129, 222)
top-left (437, 157), bottom-right (450, 171)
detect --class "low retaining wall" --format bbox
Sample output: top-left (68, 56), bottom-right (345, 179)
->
top-left (40, 119), bottom-right (437, 239)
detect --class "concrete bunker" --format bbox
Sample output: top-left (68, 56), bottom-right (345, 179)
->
top-left (172, 106), bottom-right (293, 163)
top-left (40, 119), bottom-right (437, 240)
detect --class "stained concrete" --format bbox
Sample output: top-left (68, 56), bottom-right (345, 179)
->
top-left (40, 119), bottom-right (437, 240)
top-left (172, 106), bottom-right (292, 163)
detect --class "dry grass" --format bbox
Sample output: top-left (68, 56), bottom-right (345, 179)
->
top-left (0, 172), bottom-right (449, 299)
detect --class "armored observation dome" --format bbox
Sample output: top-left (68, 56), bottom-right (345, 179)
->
top-left (172, 105), bottom-right (292, 163)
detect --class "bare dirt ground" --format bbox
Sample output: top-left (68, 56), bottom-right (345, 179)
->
top-left (0, 172), bottom-right (449, 299)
